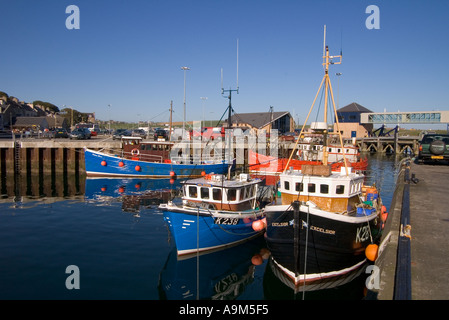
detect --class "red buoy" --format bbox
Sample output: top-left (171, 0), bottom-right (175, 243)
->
top-left (251, 254), bottom-right (263, 266)
top-left (252, 220), bottom-right (265, 232)
top-left (135, 165), bottom-right (141, 171)
top-left (170, 171), bottom-right (175, 177)
top-left (201, 171), bottom-right (206, 176)
top-left (119, 161), bottom-right (125, 167)
top-left (101, 160), bottom-right (107, 166)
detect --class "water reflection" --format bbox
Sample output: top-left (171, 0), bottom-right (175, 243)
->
top-left (0, 172), bottom-right (85, 206)
top-left (0, 154), bottom-right (407, 299)
top-left (158, 237), bottom-right (268, 300)
top-left (263, 257), bottom-right (370, 300)
top-left (84, 177), bottom-right (183, 212)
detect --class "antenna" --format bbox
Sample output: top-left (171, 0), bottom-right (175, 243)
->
top-left (220, 39), bottom-right (240, 176)
top-left (323, 25), bottom-right (326, 60)
top-left (236, 38), bottom-right (239, 93)
top-left (221, 38), bottom-right (240, 96)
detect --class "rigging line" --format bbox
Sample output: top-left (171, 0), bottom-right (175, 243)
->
top-left (197, 206), bottom-right (200, 300)
top-left (149, 109), bottom-right (170, 121)
top-left (315, 83), bottom-right (326, 124)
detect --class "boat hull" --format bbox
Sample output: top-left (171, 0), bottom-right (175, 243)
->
top-left (264, 204), bottom-right (382, 285)
top-left (84, 148), bottom-right (230, 178)
top-left (161, 204), bottom-right (264, 256)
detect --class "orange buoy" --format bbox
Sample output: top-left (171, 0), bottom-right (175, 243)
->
top-left (101, 187), bottom-right (107, 192)
top-left (252, 220), bottom-right (265, 232)
top-left (251, 254), bottom-right (263, 266)
top-left (170, 171), bottom-right (175, 177)
top-left (119, 161), bottom-right (125, 167)
top-left (118, 186), bottom-right (125, 193)
top-left (365, 244), bottom-right (379, 262)
top-left (101, 160), bottom-right (107, 166)
top-left (135, 165), bottom-right (141, 171)
top-left (201, 171), bottom-right (206, 176)
top-left (381, 205), bottom-right (388, 222)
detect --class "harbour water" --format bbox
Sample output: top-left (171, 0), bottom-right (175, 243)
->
top-left (0, 154), bottom-right (403, 300)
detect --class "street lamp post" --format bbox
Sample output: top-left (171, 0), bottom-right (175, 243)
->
top-left (108, 104), bottom-right (112, 134)
top-left (181, 66), bottom-right (190, 135)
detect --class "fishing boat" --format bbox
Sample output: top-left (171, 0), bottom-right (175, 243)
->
top-left (263, 27), bottom-right (386, 288)
top-left (84, 137), bottom-right (230, 178)
top-left (159, 172), bottom-right (266, 256)
top-left (249, 137), bottom-right (368, 176)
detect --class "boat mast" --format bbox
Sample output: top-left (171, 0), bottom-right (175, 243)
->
top-left (221, 39), bottom-right (239, 179)
top-left (169, 100), bottom-right (173, 141)
top-left (283, 26), bottom-right (349, 174)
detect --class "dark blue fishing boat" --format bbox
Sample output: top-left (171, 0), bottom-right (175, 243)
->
top-left (84, 137), bottom-right (230, 178)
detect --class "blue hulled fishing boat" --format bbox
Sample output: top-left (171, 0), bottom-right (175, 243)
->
top-left (159, 173), bottom-right (266, 256)
top-left (84, 137), bottom-right (230, 178)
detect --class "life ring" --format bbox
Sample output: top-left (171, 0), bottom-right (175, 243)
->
top-left (131, 148), bottom-right (140, 157)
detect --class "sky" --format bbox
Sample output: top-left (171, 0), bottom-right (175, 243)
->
top-left (1, 0), bottom-right (449, 128)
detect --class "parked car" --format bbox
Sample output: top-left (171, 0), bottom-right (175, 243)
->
top-left (417, 133), bottom-right (449, 163)
top-left (42, 129), bottom-right (55, 139)
top-left (69, 128), bottom-right (91, 140)
top-left (131, 129), bottom-right (147, 138)
top-left (154, 129), bottom-right (168, 141)
top-left (112, 129), bottom-right (131, 140)
top-left (54, 128), bottom-right (69, 138)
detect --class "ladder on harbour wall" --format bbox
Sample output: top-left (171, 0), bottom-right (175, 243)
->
top-left (14, 141), bottom-right (21, 175)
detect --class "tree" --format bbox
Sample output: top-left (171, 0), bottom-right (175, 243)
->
top-left (33, 100), bottom-right (60, 113)
top-left (60, 107), bottom-right (84, 124)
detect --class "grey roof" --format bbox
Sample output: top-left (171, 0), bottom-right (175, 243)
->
top-left (227, 111), bottom-right (291, 129)
top-left (14, 116), bottom-right (48, 127)
top-left (46, 115), bottom-right (67, 127)
top-left (337, 102), bottom-right (372, 113)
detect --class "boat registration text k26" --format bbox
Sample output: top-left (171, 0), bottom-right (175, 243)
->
top-left (214, 217), bottom-right (239, 225)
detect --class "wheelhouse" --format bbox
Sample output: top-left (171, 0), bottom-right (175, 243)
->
top-left (279, 165), bottom-right (365, 214)
top-left (181, 174), bottom-right (260, 212)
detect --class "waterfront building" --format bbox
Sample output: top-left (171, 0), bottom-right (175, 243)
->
top-left (334, 102), bottom-right (374, 138)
